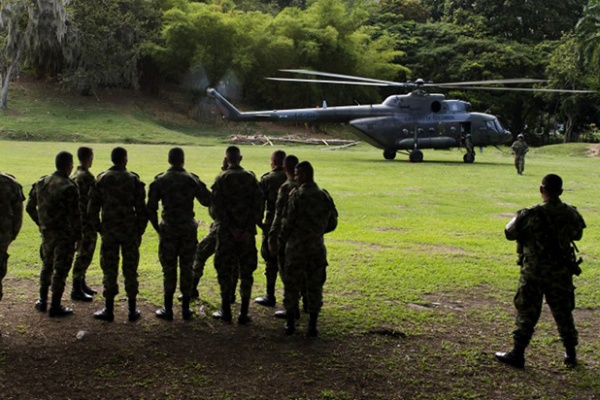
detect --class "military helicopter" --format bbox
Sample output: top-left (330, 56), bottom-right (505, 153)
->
top-left (207, 70), bottom-right (592, 162)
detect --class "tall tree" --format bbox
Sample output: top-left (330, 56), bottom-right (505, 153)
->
top-left (0, 0), bottom-right (68, 109)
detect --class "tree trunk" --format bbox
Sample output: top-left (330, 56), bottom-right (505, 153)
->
top-left (0, 44), bottom-right (23, 110)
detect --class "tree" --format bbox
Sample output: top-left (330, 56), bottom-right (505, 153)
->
top-left (0, 0), bottom-right (68, 109)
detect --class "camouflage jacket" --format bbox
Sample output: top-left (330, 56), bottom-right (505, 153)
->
top-left (26, 171), bottom-right (82, 240)
top-left (511, 140), bottom-right (528, 157)
top-left (259, 167), bottom-right (287, 229)
top-left (0, 172), bottom-right (25, 242)
top-left (505, 199), bottom-right (585, 275)
top-left (268, 178), bottom-right (298, 250)
top-left (147, 166), bottom-right (211, 233)
top-left (70, 166), bottom-right (95, 230)
top-left (88, 166), bottom-right (147, 239)
top-left (282, 181), bottom-right (337, 260)
top-left (211, 165), bottom-right (263, 234)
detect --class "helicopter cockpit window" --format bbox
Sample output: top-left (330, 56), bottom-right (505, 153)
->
top-left (430, 101), bottom-right (442, 113)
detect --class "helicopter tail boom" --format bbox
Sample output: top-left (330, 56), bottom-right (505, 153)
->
top-left (207, 88), bottom-right (243, 120)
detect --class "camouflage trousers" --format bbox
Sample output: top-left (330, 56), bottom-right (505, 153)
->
top-left (214, 228), bottom-right (257, 301)
top-left (99, 234), bottom-right (140, 299)
top-left (159, 227), bottom-right (197, 297)
top-left (514, 156), bottom-right (525, 174)
top-left (283, 254), bottom-right (327, 315)
top-left (513, 272), bottom-right (578, 348)
top-left (39, 232), bottom-right (76, 295)
top-left (192, 224), bottom-right (217, 279)
top-left (72, 227), bottom-right (97, 281)
top-left (0, 239), bottom-right (10, 301)
top-left (260, 231), bottom-right (279, 286)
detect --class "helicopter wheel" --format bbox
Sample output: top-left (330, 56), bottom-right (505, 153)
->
top-left (383, 149), bottom-right (397, 160)
top-left (409, 150), bottom-right (424, 163)
top-left (463, 153), bottom-right (475, 163)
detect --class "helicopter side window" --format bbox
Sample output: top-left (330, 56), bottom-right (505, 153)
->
top-left (430, 101), bottom-right (441, 113)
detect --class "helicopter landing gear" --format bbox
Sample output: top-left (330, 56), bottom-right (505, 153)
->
top-left (463, 152), bottom-right (475, 163)
top-left (383, 149), bottom-right (397, 160)
top-left (409, 149), bottom-right (424, 163)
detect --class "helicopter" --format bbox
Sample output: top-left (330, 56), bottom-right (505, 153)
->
top-left (207, 70), bottom-right (593, 163)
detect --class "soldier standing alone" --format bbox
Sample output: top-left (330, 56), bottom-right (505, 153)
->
top-left (495, 174), bottom-right (586, 368)
top-left (89, 147), bottom-right (147, 322)
top-left (70, 146), bottom-right (97, 301)
top-left (147, 147), bottom-right (211, 320)
top-left (0, 171), bottom-right (25, 301)
top-left (211, 146), bottom-right (263, 324)
top-left (27, 151), bottom-right (82, 317)
top-left (511, 134), bottom-right (529, 175)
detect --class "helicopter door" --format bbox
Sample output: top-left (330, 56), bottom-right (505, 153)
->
top-left (460, 122), bottom-right (472, 145)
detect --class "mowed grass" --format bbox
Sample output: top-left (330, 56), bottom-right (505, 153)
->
top-left (3, 140), bottom-right (599, 320)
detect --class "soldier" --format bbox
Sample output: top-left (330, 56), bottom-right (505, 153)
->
top-left (268, 154), bottom-right (299, 319)
top-left (281, 161), bottom-right (337, 337)
top-left (255, 150), bottom-right (287, 308)
top-left (496, 174), bottom-right (586, 368)
top-left (26, 151), bottom-right (82, 317)
top-left (511, 134), bottom-right (529, 175)
top-left (0, 171), bottom-right (25, 301)
top-left (147, 147), bottom-right (211, 321)
top-left (211, 146), bottom-right (263, 324)
top-left (70, 146), bottom-right (97, 302)
top-left (89, 147), bottom-right (147, 322)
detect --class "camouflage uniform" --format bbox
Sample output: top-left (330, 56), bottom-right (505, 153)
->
top-left (268, 179), bottom-right (298, 281)
top-left (88, 166), bottom-right (147, 299)
top-left (211, 165), bottom-right (263, 305)
top-left (0, 173), bottom-right (25, 300)
top-left (70, 166), bottom-right (97, 281)
top-left (511, 139), bottom-right (528, 175)
top-left (26, 172), bottom-right (82, 296)
top-left (505, 199), bottom-right (585, 350)
top-left (147, 166), bottom-right (211, 298)
top-left (192, 222), bottom-right (217, 280)
top-left (258, 167), bottom-right (287, 297)
top-left (281, 182), bottom-right (337, 316)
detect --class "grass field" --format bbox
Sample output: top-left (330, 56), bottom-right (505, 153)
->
top-left (1, 82), bottom-right (600, 398)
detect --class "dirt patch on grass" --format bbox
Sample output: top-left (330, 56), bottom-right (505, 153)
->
top-left (586, 144), bottom-right (600, 157)
top-left (1, 279), bottom-right (599, 399)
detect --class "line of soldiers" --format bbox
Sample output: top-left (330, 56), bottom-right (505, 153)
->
top-left (0, 145), bottom-right (338, 337)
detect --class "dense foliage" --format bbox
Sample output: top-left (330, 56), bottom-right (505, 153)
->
top-left (1, 0), bottom-right (600, 140)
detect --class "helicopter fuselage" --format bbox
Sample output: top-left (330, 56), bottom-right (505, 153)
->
top-left (207, 88), bottom-right (512, 162)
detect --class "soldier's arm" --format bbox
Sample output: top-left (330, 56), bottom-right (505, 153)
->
top-left (87, 181), bottom-right (102, 233)
top-left (195, 179), bottom-right (211, 208)
top-left (25, 184), bottom-right (40, 227)
top-left (146, 181), bottom-right (161, 233)
top-left (67, 184), bottom-right (83, 241)
top-left (11, 185), bottom-right (25, 240)
top-left (505, 210), bottom-right (526, 241)
top-left (135, 180), bottom-right (149, 236)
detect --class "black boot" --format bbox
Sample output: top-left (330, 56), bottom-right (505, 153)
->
top-left (71, 279), bottom-right (93, 302)
top-left (564, 346), bottom-right (577, 368)
top-left (35, 285), bottom-right (49, 312)
top-left (94, 297), bottom-right (115, 322)
top-left (238, 297), bottom-right (252, 324)
top-left (494, 344), bottom-right (526, 368)
top-left (274, 306), bottom-right (300, 320)
top-left (81, 278), bottom-right (97, 295)
top-left (255, 280), bottom-right (276, 307)
top-left (178, 276), bottom-right (201, 301)
top-left (212, 292), bottom-right (232, 323)
top-left (285, 311), bottom-right (296, 335)
top-left (156, 295), bottom-right (174, 321)
top-left (181, 296), bottom-right (193, 320)
top-left (128, 297), bottom-right (141, 322)
top-left (48, 292), bottom-right (73, 317)
top-left (307, 312), bottom-right (319, 337)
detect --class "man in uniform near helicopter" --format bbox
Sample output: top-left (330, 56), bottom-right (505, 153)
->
top-left (70, 146), bottom-right (97, 302)
top-left (0, 170), bottom-right (25, 302)
top-left (255, 150), bottom-right (287, 308)
top-left (495, 174), bottom-right (585, 369)
top-left (511, 134), bottom-right (529, 175)
top-left (27, 151), bottom-right (82, 317)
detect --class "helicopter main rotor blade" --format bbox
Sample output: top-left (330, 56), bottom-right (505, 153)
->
top-left (443, 85), bottom-right (595, 93)
top-left (267, 77), bottom-right (405, 87)
top-left (279, 69), bottom-right (402, 86)
top-left (438, 78), bottom-right (547, 86)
